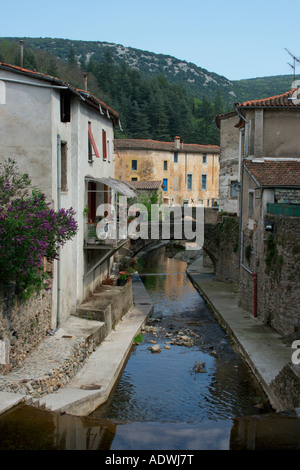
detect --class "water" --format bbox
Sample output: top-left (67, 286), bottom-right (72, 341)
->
top-left (90, 247), bottom-right (273, 426)
top-left (0, 246), bottom-right (299, 450)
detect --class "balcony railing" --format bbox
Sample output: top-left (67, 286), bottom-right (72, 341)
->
top-left (84, 220), bottom-right (128, 249)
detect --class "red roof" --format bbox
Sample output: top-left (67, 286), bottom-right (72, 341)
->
top-left (0, 62), bottom-right (119, 122)
top-left (244, 160), bottom-right (300, 187)
top-left (238, 89), bottom-right (300, 108)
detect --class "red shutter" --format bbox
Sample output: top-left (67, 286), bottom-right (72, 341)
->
top-left (88, 123), bottom-right (100, 158)
top-left (102, 129), bottom-right (107, 159)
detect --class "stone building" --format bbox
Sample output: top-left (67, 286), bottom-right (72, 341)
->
top-left (239, 159), bottom-right (300, 335)
top-left (215, 88), bottom-right (300, 334)
top-left (114, 136), bottom-right (220, 207)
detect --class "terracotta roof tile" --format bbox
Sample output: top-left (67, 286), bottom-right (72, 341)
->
top-left (239, 89), bottom-right (300, 108)
top-left (244, 160), bottom-right (300, 187)
top-left (0, 62), bottom-right (119, 120)
top-left (126, 180), bottom-right (164, 190)
top-left (114, 139), bottom-right (220, 154)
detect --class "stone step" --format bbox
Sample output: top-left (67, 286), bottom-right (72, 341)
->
top-left (60, 315), bottom-right (106, 352)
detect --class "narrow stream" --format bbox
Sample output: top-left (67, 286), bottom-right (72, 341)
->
top-left (0, 245), bottom-right (299, 450)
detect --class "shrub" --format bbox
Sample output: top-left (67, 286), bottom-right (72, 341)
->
top-left (0, 159), bottom-right (78, 299)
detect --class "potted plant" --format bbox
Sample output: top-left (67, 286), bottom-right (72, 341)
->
top-left (87, 224), bottom-right (97, 244)
top-left (117, 272), bottom-right (129, 286)
top-left (102, 277), bottom-right (115, 286)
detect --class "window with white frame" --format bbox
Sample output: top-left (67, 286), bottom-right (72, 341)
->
top-left (230, 180), bottom-right (239, 198)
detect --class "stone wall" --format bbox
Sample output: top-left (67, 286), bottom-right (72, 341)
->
top-left (262, 215), bottom-right (300, 335)
top-left (239, 214), bottom-right (300, 336)
top-left (0, 286), bottom-right (52, 373)
top-left (204, 212), bottom-right (240, 283)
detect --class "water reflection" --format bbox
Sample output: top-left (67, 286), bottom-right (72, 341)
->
top-left (0, 404), bottom-right (299, 450)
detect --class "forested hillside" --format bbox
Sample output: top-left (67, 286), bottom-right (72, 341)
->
top-left (0, 38), bottom-right (226, 144)
top-left (0, 37), bottom-right (297, 145)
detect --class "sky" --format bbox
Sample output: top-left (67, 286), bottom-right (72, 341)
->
top-left (2, 0), bottom-right (300, 81)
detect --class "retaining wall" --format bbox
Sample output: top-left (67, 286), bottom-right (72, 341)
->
top-left (0, 286), bottom-right (52, 374)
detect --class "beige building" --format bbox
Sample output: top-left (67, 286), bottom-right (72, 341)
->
top-left (114, 136), bottom-right (220, 207)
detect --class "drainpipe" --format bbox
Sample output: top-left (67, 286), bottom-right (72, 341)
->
top-left (234, 104), bottom-right (249, 268)
top-left (56, 134), bottom-right (62, 328)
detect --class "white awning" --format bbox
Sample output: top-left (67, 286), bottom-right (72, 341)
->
top-left (85, 175), bottom-right (136, 198)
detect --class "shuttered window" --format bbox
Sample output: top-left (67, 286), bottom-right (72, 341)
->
top-left (102, 129), bottom-right (107, 159)
top-left (88, 122), bottom-right (100, 160)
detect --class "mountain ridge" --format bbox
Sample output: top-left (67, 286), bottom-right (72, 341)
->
top-left (1, 36), bottom-right (298, 106)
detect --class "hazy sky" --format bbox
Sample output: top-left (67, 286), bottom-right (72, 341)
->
top-left (2, 0), bottom-right (300, 81)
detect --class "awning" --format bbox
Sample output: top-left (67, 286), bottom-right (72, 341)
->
top-left (85, 175), bottom-right (136, 198)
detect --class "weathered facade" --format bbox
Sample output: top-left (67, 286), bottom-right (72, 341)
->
top-left (239, 160), bottom-right (300, 335)
top-left (114, 136), bottom-right (220, 207)
top-left (0, 62), bottom-right (132, 334)
top-left (215, 88), bottom-right (300, 334)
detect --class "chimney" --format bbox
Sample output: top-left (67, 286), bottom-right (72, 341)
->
top-left (83, 73), bottom-right (88, 91)
top-left (174, 136), bottom-right (180, 149)
top-left (19, 40), bottom-right (24, 67)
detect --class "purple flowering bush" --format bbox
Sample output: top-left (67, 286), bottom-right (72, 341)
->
top-left (0, 159), bottom-right (78, 299)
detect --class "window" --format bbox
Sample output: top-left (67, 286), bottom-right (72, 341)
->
top-left (163, 178), bottom-right (168, 191)
top-left (60, 91), bottom-right (71, 122)
top-left (131, 177), bottom-right (138, 181)
top-left (248, 191), bottom-right (254, 217)
top-left (201, 174), bottom-right (207, 190)
top-left (198, 199), bottom-right (203, 206)
top-left (230, 180), bottom-right (239, 198)
top-left (61, 141), bottom-right (67, 192)
top-left (183, 199), bottom-right (189, 206)
top-left (88, 122), bottom-right (100, 161)
top-left (202, 153), bottom-right (207, 164)
top-left (187, 173), bottom-right (193, 190)
top-left (102, 129), bottom-right (107, 159)
top-left (164, 160), bottom-right (168, 171)
top-left (132, 160), bottom-right (137, 171)
top-left (207, 199), bottom-right (210, 207)
top-left (174, 152), bottom-right (178, 163)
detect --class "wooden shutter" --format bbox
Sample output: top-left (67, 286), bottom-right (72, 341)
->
top-left (88, 123), bottom-right (100, 158)
top-left (102, 129), bottom-right (107, 159)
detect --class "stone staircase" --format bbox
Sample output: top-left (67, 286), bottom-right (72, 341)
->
top-left (73, 280), bottom-right (134, 337)
top-left (0, 281), bottom-right (133, 402)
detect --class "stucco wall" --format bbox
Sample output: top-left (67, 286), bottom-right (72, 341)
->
top-left (0, 71), bottom-right (53, 199)
top-left (0, 70), bottom-right (117, 329)
top-left (263, 110), bottom-right (300, 158)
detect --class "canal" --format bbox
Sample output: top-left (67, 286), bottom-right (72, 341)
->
top-left (0, 245), bottom-right (299, 450)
